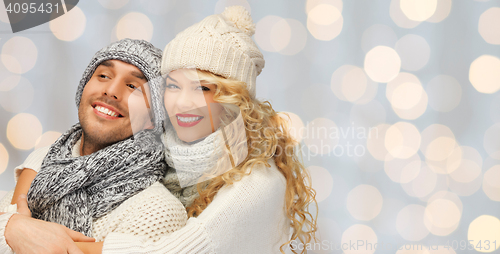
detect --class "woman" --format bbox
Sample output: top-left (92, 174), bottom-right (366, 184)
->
top-left (94, 6), bottom-right (318, 254)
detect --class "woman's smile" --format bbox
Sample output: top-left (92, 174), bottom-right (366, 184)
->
top-left (176, 113), bottom-right (204, 127)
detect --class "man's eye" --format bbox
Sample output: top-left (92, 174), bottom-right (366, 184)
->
top-left (98, 74), bottom-right (109, 79)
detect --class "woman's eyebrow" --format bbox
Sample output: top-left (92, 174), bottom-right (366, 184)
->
top-left (166, 75), bottom-right (177, 83)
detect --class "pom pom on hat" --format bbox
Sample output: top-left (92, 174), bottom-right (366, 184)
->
top-left (221, 6), bottom-right (256, 36)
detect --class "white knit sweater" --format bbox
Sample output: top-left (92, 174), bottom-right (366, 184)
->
top-left (0, 148), bottom-right (293, 253)
top-left (0, 146), bottom-right (187, 253)
top-left (101, 159), bottom-right (291, 254)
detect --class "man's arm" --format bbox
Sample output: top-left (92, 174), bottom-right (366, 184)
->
top-left (11, 168), bottom-right (37, 205)
top-left (2, 195), bottom-right (95, 254)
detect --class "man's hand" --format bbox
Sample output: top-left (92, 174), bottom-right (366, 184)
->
top-left (4, 194), bottom-right (95, 254)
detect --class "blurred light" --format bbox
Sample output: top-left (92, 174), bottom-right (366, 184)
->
top-left (364, 46), bottom-right (401, 83)
top-left (50, 6), bottom-right (86, 41)
top-left (1, 36), bottom-right (38, 74)
top-left (306, 166), bottom-right (333, 202)
top-left (384, 153), bottom-right (421, 183)
top-left (361, 24), bottom-right (398, 53)
top-left (278, 112), bottom-right (304, 143)
top-left (396, 204), bottom-right (429, 241)
top-left (420, 124), bottom-right (457, 174)
top-left (448, 146), bottom-right (482, 183)
top-left (255, 16), bottom-right (284, 52)
top-left (372, 198), bottom-right (405, 236)
top-left (367, 123), bottom-right (393, 161)
top-left (308, 4), bottom-right (341, 25)
top-left (478, 7), bottom-right (500, 45)
top-left (306, 5), bottom-right (343, 41)
top-left (140, 0), bottom-right (176, 15)
top-left (483, 165), bottom-right (500, 201)
top-left (385, 122), bottom-right (421, 159)
top-left (401, 163), bottom-right (437, 198)
top-left (97, 0), bottom-right (129, 9)
top-left (0, 76), bottom-right (34, 113)
top-left (0, 75), bottom-right (21, 92)
top-left (116, 12), bottom-right (153, 41)
top-left (484, 123), bottom-right (500, 159)
top-left (390, 82), bottom-right (424, 109)
top-left (426, 75), bottom-right (462, 112)
top-left (331, 65), bottom-right (377, 104)
top-left (0, 143), bottom-right (8, 175)
top-left (306, 0), bottom-right (343, 13)
top-left (400, 0), bottom-right (438, 21)
top-left (387, 72), bottom-right (428, 120)
top-left (7, 113), bottom-right (43, 150)
top-left (426, 0), bottom-right (452, 23)
top-left (350, 100), bottom-right (386, 128)
top-left (341, 224), bottom-right (377, 254)
top-left (468, 215), bottom-right (500, 252)
top-left (278, 19), bottom-right (307, 55)
top-left (303, 118), bottom-right (339, 155)
top-left (35, 131), bottom-right (62, 149)
top-left (447, 172), bottom-right (483, 196)
top-left (395, 34), bottom-right (431, 71)
top-left (424, 198), bottom-right (461, 236)
top-left (346, 184), bottom-right (383, 221)
top-left (469, 55), bottom-right (500, 94)
top-left (269, 18), bottom-right (291, 52)
top-left (214, 0), bottom-right (250, 14)
top-left (390, 0), bottom-right (421, 29)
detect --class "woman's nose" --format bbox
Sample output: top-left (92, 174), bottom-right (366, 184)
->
top-left (175, 89), bottom-right (205, 112)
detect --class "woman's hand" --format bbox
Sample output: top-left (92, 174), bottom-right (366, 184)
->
top-left (3, 194), bottom-right (95, 254)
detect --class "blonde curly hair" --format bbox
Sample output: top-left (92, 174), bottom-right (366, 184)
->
top-left (175, 69), bottom-right (318, 253)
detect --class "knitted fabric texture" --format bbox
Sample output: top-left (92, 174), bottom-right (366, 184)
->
top-left (161, 6), bottom-right (265, 98)
top-left (27, 123), bottom-right (167, 236)
top-left (161, 128), bottom-right (225, 207)
top-left (75, 38), bottom-right (165, 133)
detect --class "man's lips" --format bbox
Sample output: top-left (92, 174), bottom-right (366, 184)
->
top-left (92, 102), bottom-right (123, 119)
top-left (175, 113), bottom-right (203, 127)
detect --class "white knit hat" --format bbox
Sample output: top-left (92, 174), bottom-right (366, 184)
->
top-left (161, 6), bottom-right (265, 97)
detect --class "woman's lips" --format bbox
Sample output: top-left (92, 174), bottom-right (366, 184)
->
top-left (176, 114), bottom-right (204, 127)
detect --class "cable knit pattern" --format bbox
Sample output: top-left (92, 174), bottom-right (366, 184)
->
top-left (102, 159), bottom-right (291, 254)
top-left (161, 6), bottom-right (265, 98)
top-left (0, 145), bottom-right (187, 247)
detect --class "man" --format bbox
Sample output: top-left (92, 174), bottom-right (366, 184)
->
top-left (0, 38), bottom-right (179, 254)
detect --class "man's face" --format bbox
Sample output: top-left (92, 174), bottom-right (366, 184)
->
top-left (78, 59), bottom-right (152, 148)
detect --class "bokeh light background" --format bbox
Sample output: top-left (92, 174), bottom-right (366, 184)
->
top-left (1, 0), bottom-right (500, 253)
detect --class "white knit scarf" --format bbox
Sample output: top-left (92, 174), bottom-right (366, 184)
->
top-left (161, 128), bottom-right (225, 207)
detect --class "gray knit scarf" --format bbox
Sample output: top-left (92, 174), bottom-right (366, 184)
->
top-left (27, 123), bottom-right (166, 236)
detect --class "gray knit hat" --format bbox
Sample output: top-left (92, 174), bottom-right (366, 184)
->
top-left (75, 38), bottom-right (164, 133)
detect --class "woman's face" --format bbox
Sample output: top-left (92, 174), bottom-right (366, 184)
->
top-left (164, 69), bottom-right (224, 142)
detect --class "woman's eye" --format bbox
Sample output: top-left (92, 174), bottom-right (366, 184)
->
top-left (166, 84), bottom-right (179, 90)
top-left (127, 84), bottom-right (142, 92)
top-left (197, 86), bottom-right (210, 91)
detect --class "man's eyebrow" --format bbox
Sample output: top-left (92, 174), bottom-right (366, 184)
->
top-left (100, 60), bottom-right (114, 67)
top-left (131, 71), bottom-right (146, 80)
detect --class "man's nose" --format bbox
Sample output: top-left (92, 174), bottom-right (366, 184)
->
top-left (103, 79), bottom-right (123, 100)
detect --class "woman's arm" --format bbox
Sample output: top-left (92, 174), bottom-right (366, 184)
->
top-left (10, 168), bottom-right (37, 205)
top-left (76, 242), bottom-right (104, 254)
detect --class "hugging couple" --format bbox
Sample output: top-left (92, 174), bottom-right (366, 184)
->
top-left (0, 6), bottom-right (317, 254)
